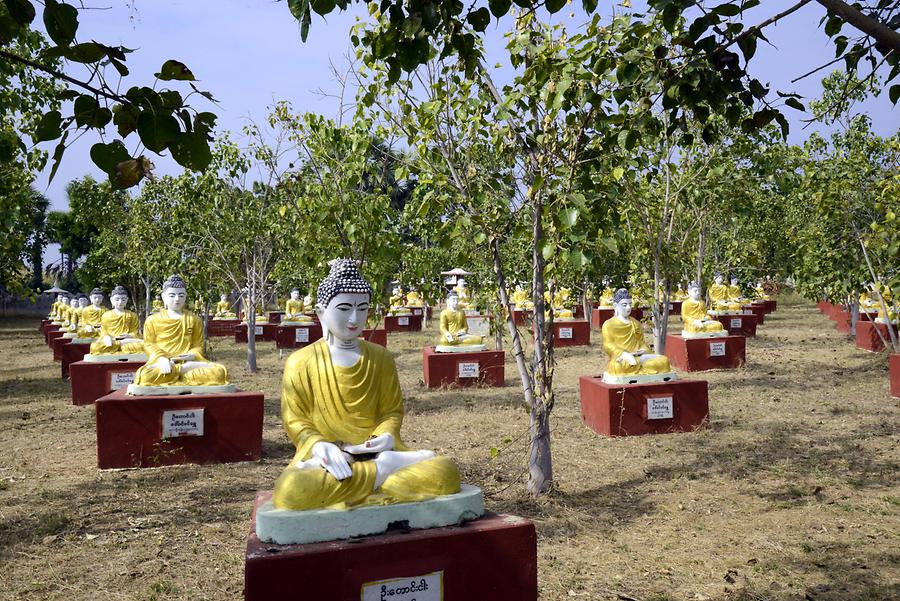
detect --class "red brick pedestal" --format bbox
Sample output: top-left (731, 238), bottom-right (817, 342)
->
top-left (69, 359), bottom-right (146, 405)
top-left (855, 320), bottom-right (899, 353)
top-left (61, 342), bottom-right (92, 378)
top-left (763, 300), bottom-right (777, 313)
top-left (579, 376), bottom-right (709, 437)
top-left (360, 328), bottom-right (388, 347)
top-left (208, 318), bottom-right (240, 337)
top-left (95, 389), bottom-right (264, 469)
top-left (422, 347), bottom-right (505, 388)
top-left (834, 310), bottom-right (851, 333)
top-left (244, 492), bottom-right (537, 601)
top-left (741, 304), bottom-right (766, 325)
top-left (817, 301), bottom-right (830, 314)
top-left (715, 313), bottom-right (758, 337)
top-left (40, 319), bottom-right (51, 336)
top-left (666, 334), bottom-right (746, 371)
top-left (235, 323), bottom-right (279, 343)
top-left (511, 309), bottom-right (530, 326)
top-left (384, 314), bottom-right (423, 333)
top-left (543, 320), bottom-right (590, 347)
top-left (890, 354), bottom-right (899, 399)
top-left (267, 311), bottom-right (284, 324)
top-left (592, 307), bottom-right (643, 328)
top-left (47, 328), bottom-right (64, 348)
top-left (274, 323), bottom-right (324, 351)
top-left (51, 333), bottom-right (74, 360)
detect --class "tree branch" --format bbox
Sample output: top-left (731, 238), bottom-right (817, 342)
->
top-left (816, 0), bottom-right (900, 54)
top-left (0, 48), bottom-right (128, 104)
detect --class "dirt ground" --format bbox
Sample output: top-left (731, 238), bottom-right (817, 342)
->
top-left (0, 295), bottom-right (897, 601)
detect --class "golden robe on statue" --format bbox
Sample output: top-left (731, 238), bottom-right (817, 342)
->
top-left (681, 299), bottom-right (725, 334)
top-left (439, 308), bottom-right (483, 346)
top-left (284, 298), bottom-right (311, 321)
top-left (709, 284), bottom-right (741, 311)
top-left (90, 310), bottom-right (144, 354)
top-left (133, 310), bottom-right (227, 386)
top-left (601, 316), bottom-right (671, 375)
top-left (273, 340), bottom-right (460, 510)
top-left (76, 306), bottom-right (105, 338)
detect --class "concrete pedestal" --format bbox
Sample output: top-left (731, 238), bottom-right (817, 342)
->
top-left (715, 313), bottom-right (758, 337)
top-left (579, 376), bottom-right (709, 437)
top-left (834, 310), bottom-right (851, 333)
top-left (95, 388), bottom-right (264, 469)
top-left (859, 310), bottom-right (879, 322)
top-left (542, 319), bottom-right (590, 347)
top-left (855, 320), bottom-right (899, 353)
top-left (244, 492), bottom-right (536, 601)
top-left (360, 328), bottom-right (388, 347)
top-left (741, 304), bottom-right (766, 325)
top-left (208, 318), bottom-right (241, 337)
top-left (61, 341), bottom-right (92, 378)
top-left (70, 359), bottom-right (146, 405)
top-left (274, 323), bottom-right (324, 351)
top-left (47, 328), bottom-right (65, 348)
top-left (817, 301), bottom-right (830, 314)
top-left (592, 307), bottom-right (643, 328)
top-left (384, 314), bottom-right (423, 333)
top-left (763, 300), bottom-right (777, 313)
top-left (890, 354), bottom-right (899, 399)
top-left (235, 323), bottom-right (279, 343)
top-left (422, 346), bottom-right (505, 388)
top-left (511, 309), bottom-right (530, 326)
top-left (666, 334), bottom-right (746, 371)
top-left (51, 332), bottom-right (73, 360)
top-left (39, 319), bottom-right (51, 337)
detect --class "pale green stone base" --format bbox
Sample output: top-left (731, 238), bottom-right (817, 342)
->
top-left (602, 371), bottom-right (678, 385)
top-left (125, 383), bottom-right (237, 396)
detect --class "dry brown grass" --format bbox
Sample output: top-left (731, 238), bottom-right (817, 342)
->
top-left (0, 295), bottom-right (897, 600)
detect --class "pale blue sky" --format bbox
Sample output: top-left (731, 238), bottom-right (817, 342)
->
top-left (33, 0), bottom-right (898, 213)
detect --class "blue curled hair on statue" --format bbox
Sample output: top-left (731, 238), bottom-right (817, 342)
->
top-left (612, 288), bottom-right (632, 304)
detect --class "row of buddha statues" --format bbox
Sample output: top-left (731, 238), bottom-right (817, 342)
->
top-left (858, 283), bottom-right (898, 324)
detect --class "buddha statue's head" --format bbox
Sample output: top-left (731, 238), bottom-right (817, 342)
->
top-left (304, 294), bottom-right (313, 306)
top-left (457, 278), bottom-right (466, 288)
top-left (446, 291), bottom-right (460, 312)
top-left (392, 286), bottom-right (402, 295)
top-left (220, 293), bottom-right (228, 302)
top-left (613, 288), bottom-right (632, 320)
top-left (730, 277), bottom-right (739, 286)
top-left (714, 274), bottom-right (724, 285)
top-left (76, 295), bottom-right (88, 308)
top-left (688, 282), bottom-right (702, 301)
top-left (161, 275), bottom-right (187, 313)
top-left (90, 288), bottom-right (104, 307)
top-left (110, 286), bottom-right (129, 310)
top-left (602, 276), bottom-right (611, 287)
top-left (57, 293), bottom-right (66, 303)
top-left (316, 259), bottom-right (372, 343)
top-left (290, 288), bottom-right (301, 300)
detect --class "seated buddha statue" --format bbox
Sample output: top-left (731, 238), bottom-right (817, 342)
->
top-left (214, 294), bottom-right (237, 318)
top-left (48, 293), bottom-right (63, 321)
top-left (601, 288), bottom-right (675, 383)
top-left (76, 288), bottom-right (106, 339)
top-left (50, 294), bottom-right (68, 324)
top-left (88, 285), bottom-right (145, 357)
top-left (150, 298), bottom-right (164, 314)
top-left (273, 259), bottom-right (461, 511)
top-left (510, 285), bottom-right (532, 310)
top-left (63, 296), bottom-right (89, 338)
top-left (754, 280), bottom-right (771, 302)
top-left (872, 284), bottom-right (898, 324)
top-left (709, 275), bottom-right (742, 313)
top-left (681, 282), bottom-right (727, 338)
top-left (406, 288), bottom-right (424, 308)
top-left (130, 275), bottom-right (230, 392)
top-left (673, 284), bottom-right (689, 302)
top-left (453, 278), bottom-right (472, 310)
top-left (283, 289), bottom-right (314, 324)
top-left (388, 286), bottom-right (411, 316)
top-left (436, 292), bottom-right (485, 352)
top-left (728, 277), bottom-right (748, 306)
top-left (546, 289), bottom-right (574, 320)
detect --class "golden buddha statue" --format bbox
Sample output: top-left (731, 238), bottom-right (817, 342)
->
top-left (601, 288), bottom-right (675, 382)
top-left (681, 283), bottom-right (727, 338)
top-left (88, 285), bottom-right (145, 356)
top-left (50, 294), bottom-right (69, 323)
top-left (62, 296), bottom-right (88, 338)
top-left (75, 288), bottom-right (106, 339)
top-left (545, 289), bottom-right (574, 320)
top-left (727, 277), bottom-right (747, 305)
top-left (709, 274), bottom-right (742, 313)
top-left (437, 292), bottom-right (485, 352)
top-left (871, 284), bottom-right (898, 324)
top-left (673, 284), bottom-right (689, 301)
top-left (510, 285), bottom-right (531, 310)
top-left (48, 294), bottom-right (62, 320)
top-left (388, 286), bottom-right (411, 316)
top-left (273, 259), bottom-right (460, 511)
top-left (130, 275), bottom-right (230, 391)
top-left (283, 288), bottom-right (314, 324)
top-left (214, 294), bottom-right (237, 318)
top-left (406, 288), bottom-right (424, 307)
top-left (150, 298), bottom-right (164, 314)
top-left (453, 278), bottom-right (471, 310)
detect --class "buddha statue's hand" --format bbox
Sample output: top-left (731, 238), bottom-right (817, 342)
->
top-left (311, 441), bottom-right (353, 480)
top-left (446, 333), bottom-right (455, 343)
top-left (155, 357), bottom-right (174, 374)
top-left (102, 335), bottom-right (114, 347)
top-left (693, 319), bottom-right (704, 328)
top-left (84, 325), bottom-right (94, 333)
top-left (618, 351), bottom-right (638, 366)
top-left (175, 352), bottom-right (195, 362)
top-left (343, 433), bottom-right (394, 455)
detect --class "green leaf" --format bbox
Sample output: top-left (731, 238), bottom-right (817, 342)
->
top-left (4, 0), bottom-right (35, 25)
top-left (169, 131), bottom-right (212, 172)
top-left (0, 131), bottom-right (19, 161)
top-left (612, 166), bottom-right (624, 179)
top-left (73, 94), bottom-right (98, 126)
top-left (748, 78), bottom-right (767, 99)
top-left (558, 207), bottom-right (579, 229)
top-left (154, 59), bottom-right (195, 81)
top-left (890, 84), bottom-right (900, 105)
top-left (569, 249), bottom-right (589, 268)
top-left (287, 0), bottom-right (308, 20)
top-left (47, 131), bottom-right (69, 184)
top-left (310, 0), bottom-right (335, 15)
top-left (90, 140), bottom-right (130, 174)
top-left (824, 16), bottom-right (842, 37)
top-left (467, 7), bottom-right (490, 32)
top-left (737, 32), bottom-right (756, 61)
top-left (137, 111), bottom-right (179, 153)
top-left (582, 0), bottom-right (598, 13)
top-left (43, 0), bottom-right (78, 46)
top-left (113, 157), bottom-right (150, 188)
top-left (34, 110), bottom-right (62, 142)
top-left (490, 447), bottom-right (500, 458)
top-left (488, 0), bottom-right (512, 17)
top-left (112, 104), bottom-right (140, 137)
top-left (65, 42), bottom-right (106, 63)
top-left (711, 2), bottom-right (741, 17)
top-left (541, 242), bottom-right (555, 260)
top-left (784, 97), bottom-right (805, 111)
top-left (546, 0), bottom-right (566, 13)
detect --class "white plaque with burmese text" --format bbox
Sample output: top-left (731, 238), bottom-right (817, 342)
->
top-left (295, 327), bottom-right (309, 343)
top-left (458, 362), bottom-right (480, 378)
top-left (109, 370), bottom-right (136, 391)
top-left (709, 341), bottom-right (726, 357)
top-left (398, 316), bottom-right (409, 326)
top-left (254, 325), bottom-right (264, 336)
top-left (361, 570), bottom-right (443, 601)
top-left (559, 327), bottom-right (573, 339)
top-left (161, 409), bottom-right (204, 438)
top-left (743, 309), bottom-right (753, 315)
top-left (729, 318), bottom-right (742, 329)
top-left (647, 396), bottom-right (674, 420)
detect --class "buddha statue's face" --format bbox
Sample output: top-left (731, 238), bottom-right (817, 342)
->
top-left (59, 297), bottom-right (68, 306)
top-left (447, 294), bottom-right (459, 311)
top-left (457, 279), bottom-right (466, 288)
top-left (290, 290), bottom-right (300, 300)
top-left (111, 294), bottom-right (128, 310)
top-left (162, 286), bottom-right (187, 312)
top-left (90, 293), bottom-right (103, 307)
top-left (393, 286), bottom-right (401, 295)
top-left (304, 295), bottom-right (312, 306)
top-left (614, 296), bottom-right (633, 319)
top-left (319, 292), bottom-right (369, 342)
top-left (220, 294), bottom-right (227, 302)
top-left (715, 276), bottom-right (724, 285)
top-left (688, 286), bottom-right (701, 301)
top-left (57, 294), bottom-right (65, 303)
top-left (730, 278), bottom-right (739, 286)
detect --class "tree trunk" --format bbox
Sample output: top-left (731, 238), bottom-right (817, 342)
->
top-left (850, 297), bottom-right (859, 337)
top-left (696, 223), bottom-right (706, 285)
top-left (491, 238), bottom-right (534, 410)
top-left (143, 275), bottom-right (151, 326)
top-left (247, 288), bottom-right (258, 373)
